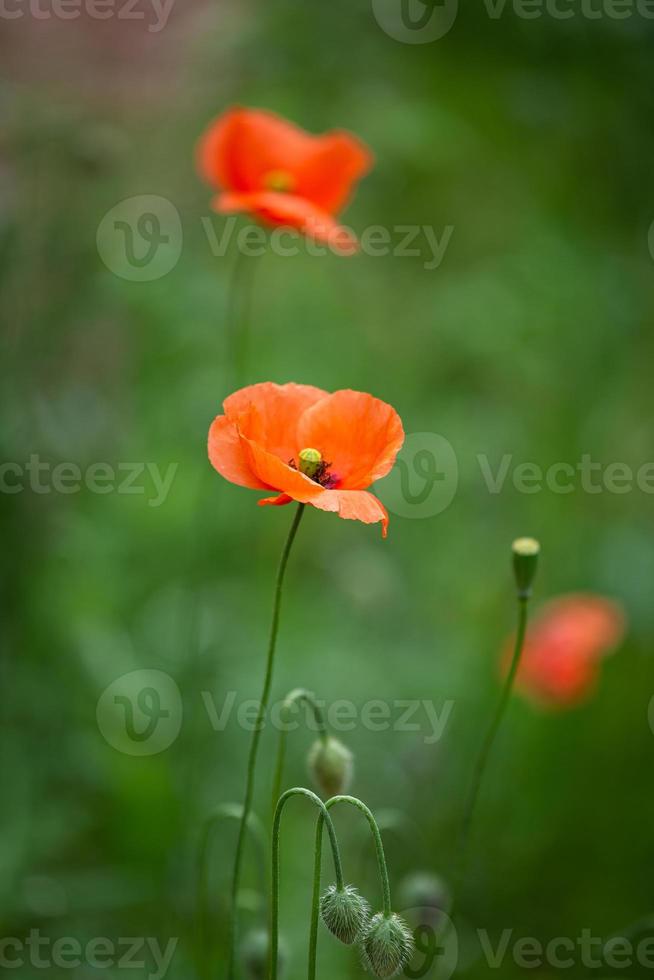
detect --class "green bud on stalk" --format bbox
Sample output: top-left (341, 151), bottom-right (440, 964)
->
top-left (360, 912), bottom-right (415, 978)
top-left (512, 537), bottom-right (540, 599)
top-left (320, 883), bottom-right (370, 945)
top-left (308, 736), bottom-right (353, 798)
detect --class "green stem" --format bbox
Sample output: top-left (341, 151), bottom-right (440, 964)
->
top-left (227, 503), bottom-right (305, 980)
top-left (456, 594), bottom-right (530, 897)
top-left (271, 689), bottom-right (328, 821)
top-left (307, 817), bottom-right (324, 980)
top-left (271, 788), bottom-right (344, 980)
top-left (197, 804), bottom-right (266, 979)
top-left (227, 249), bottom-right (260, 386)
top-left (324, 795), bottom-right (392, 917)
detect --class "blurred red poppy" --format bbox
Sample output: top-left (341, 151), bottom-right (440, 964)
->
top-left (504, 594), bottom-right (626, 707)
top-left (208, 382), bottom-right (403, 537)
top-left (197, 107), bottom-right (373, 252)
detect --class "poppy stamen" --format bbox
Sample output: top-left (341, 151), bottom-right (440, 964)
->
top-left (264, 169), bottom-right (296, 193)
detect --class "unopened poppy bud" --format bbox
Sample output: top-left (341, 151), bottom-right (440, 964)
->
top-left (308, 735), bottom-right (353, 797)
top-left (241, 929), bottom-right (286, 980)
top-left (298, 447), bottom-right (322, 479)
top-left (512, 537), bottom-right (540, 599)
top-left (320, 883), bottom-right (370, 945)
top-left (361, 911), bottom-right (415, 978)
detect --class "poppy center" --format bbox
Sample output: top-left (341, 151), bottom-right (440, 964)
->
top-left (298, 447), bottom-right (322, 478)
top-left (264, 169), bottom-right (296, 193)
top-left (294, 448), bottom-right (338, 488)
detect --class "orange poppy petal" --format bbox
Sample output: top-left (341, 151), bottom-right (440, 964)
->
top-left (259, 493), bottom-right (293, 507)
top-left (296, 131), bottom-right (373, 214)
top-left (214, 191), bottom-right (358, 251)
top-left (198, 107), bottom-right (318, 193)
top-left (224, 382), bottom-right (328, 463)
top-left (208, 415), bottom-right (270, 490)
top-left (297, 389), bottom-right (404, 490)
top-left (307, 488), bottom-right (389, 537)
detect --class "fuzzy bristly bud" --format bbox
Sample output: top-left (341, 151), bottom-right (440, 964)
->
top-left (320, 883), bottom-right (370, 945)
top-left (360, 912), bottom-right (415, 979)
top-left (241, 929), bottom-right (286, 980)
top-left (308, 736), bottom-right (353, 797)
top-left (298, 447), bottom-right (323, 479)
top-left (512, 537), bottom-right (540, 598)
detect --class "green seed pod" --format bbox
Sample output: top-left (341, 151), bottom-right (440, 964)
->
top-left (241, 929), bottom-right (286, 980)
top-left (512, 537), bottom-right (540, 598)
top-left (307, 736), bottom-right (353, 798)
top-left (361, 911), bottom-right (415, 978)
top-left (320, 883), bottom-right (370, 945)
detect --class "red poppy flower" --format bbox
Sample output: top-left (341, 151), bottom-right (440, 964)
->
top-left (208, 382), bottom-right (404, 537)
top-left (197, 107), bottom-right (373, 251)
top-left (504, 594), bottom-right (626, 707)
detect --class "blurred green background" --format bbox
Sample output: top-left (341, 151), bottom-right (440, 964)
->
top-left (2, 0), bottom-right (654, 977)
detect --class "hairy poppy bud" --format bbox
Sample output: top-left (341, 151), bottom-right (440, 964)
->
top-left (512, 537), bottom-right (540, 598)
top-left (308, 736), bottom-right (353, 797)
top-left (361, 912), bottom-right (415, 978)
top-left (320, 883), bottom-right (370, 945)
top-left (298, 447), bottom-right (322, 479)
top-left (241, 929), bottom-right (286, 980)
top-left (398, 871), bottom-right (450, 924)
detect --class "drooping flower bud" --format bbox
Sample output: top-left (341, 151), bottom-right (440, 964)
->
top-left (320, 883), bottom-right (370, 945)
top-left (398, 871), bottom-right (450, 925)
top-left (308, 735), bottom-right (353, 797)
top-left (512, 537), bottom-right (540, 599)
top-left (240, 929), bottom-right (286, 980)
top-left (360, 911), bottom-right (415, 978)
top-left (298, 447), bottom-right (322, 479)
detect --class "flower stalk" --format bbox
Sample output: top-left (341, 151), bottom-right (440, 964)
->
top-left (271, 788), bottom-right (345, 980)
top-left (226, 503), bottom-right (306, 980)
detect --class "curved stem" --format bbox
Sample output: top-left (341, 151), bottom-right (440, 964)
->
top-left (271, 689), bottom-right (328, 821)
top-left (271, 788), bottom-right (344, 980)
top-left (325, 795), bottom-right (392, 917)
top-left (197, 804), bottom-right (266, 979)
top-left (455, 594), bottom-right (530, 900)
top-left (227, 503), bottom-right (305, 980)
